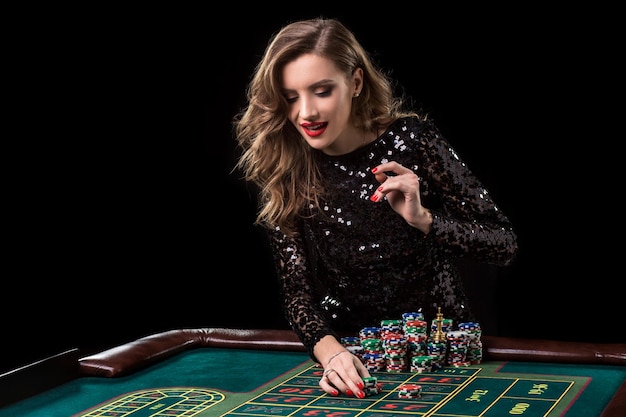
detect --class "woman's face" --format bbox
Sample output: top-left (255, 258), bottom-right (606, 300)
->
top-left (281, 53), bottom-right (362, 156)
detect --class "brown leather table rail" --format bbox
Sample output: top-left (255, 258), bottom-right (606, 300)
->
top-left (79, 327), bottom-right (626, 378)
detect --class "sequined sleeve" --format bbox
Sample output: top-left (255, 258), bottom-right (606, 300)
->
top-left (416, 120), bottom-right (517, 265)
top-left (266, 224), bottom-right (337, 361)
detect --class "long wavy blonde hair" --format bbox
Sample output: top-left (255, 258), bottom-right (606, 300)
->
top-left (233, 17), bottom-right (419, 235)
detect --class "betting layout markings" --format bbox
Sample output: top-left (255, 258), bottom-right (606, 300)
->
top-left (221, 365), bottom-right (478, 416)
top-left (76, 388), bottom-right (225, 416)
top-left (221, 364), bottom-right (577, 417)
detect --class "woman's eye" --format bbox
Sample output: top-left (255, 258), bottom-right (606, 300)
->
top-left (285, 96), bottom-right (298, 103)
top-left (316, 89), bottom-right (331, 97)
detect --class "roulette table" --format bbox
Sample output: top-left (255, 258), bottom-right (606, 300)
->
top-left (0, 328), bottom-right (624, 417)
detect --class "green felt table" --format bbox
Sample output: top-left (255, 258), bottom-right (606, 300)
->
top-left (1, 329), bottom-right (624, 417)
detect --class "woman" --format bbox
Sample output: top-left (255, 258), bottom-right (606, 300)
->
top-left (233, 17), bottom-right (518, 399)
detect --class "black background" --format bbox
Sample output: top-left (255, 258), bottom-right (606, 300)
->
top-left (3, 7), bottom-right (622, 373)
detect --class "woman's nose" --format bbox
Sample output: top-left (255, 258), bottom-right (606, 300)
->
top-left (299, 97), bottom-right (318, 119)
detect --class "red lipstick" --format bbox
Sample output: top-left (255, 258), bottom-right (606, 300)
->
top-left (301, 122), bottom-right (328, 137)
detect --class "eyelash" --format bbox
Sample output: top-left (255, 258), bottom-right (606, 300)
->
top-left (285, 89), bottom-right (332, 104)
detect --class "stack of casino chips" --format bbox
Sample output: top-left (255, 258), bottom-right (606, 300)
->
top-left (358, 327), bottom-right (386, 372)
top-left (397, 383), bottom-right (422, 399)
top-left (361, 337), bottom-right (384, 355)
top-left (401, 311), bottom-right (425, 327)
top-left (403, 318), bottom-right (429, 358)
top-left (445, 330), bottom-right (470, 366)
top-left (380, 319), bottom-right (403, 335)
top-left (426, 340), bottom-right (447, 369)
top-left (379, 320), bottom-right (409, 372)
top-left (362, 352), bottom-right (386, 372)
top-left (381, 331), bottom-right (409, 372)
top-left (410, 354), bottom-right (434, 373)
top-left (362, 376), bottom-right (382, 396)
top-left (359, 326), bottom-right (382, 340)
top-left (458, 322), bottom-right (483, 364)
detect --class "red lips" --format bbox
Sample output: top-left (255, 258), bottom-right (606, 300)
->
top-left (301, 122), bottom-right (328, 137)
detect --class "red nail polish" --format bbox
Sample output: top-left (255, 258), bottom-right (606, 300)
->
top-left (331, 389), bottom-right (339, 396)
top-left (370, 194), bottom-right (378, 202)
top-left (346, 389), bottom-right (353, 396)
top-left (372, 167), bottom-right (378, 173)
top-left (377, 186), bottom-right (383, 191)
top-left (357, 390), bottom-right (365, 399)
top-left (357, 381), bottom-right (364, 389)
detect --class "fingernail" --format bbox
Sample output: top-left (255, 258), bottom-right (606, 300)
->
top-left (370, 194), bottom-right (378, 202)
top-left (377, 186), bottom-right (383, 191)
top-left (357, 381), bottom-right (364, 389)
top-left (356, 390), bottom-right (365, 399)
top-left (372, 167), bottom-right (378, 173)
top-left (346, 389), bottom-right (353, 396)
top-left (331, 389), bottom-right (339, 396)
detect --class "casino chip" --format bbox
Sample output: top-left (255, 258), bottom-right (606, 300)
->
top-left (397, 383), bottom-right (422, 399)
top-left (362, 376), bottom-right (382, 396)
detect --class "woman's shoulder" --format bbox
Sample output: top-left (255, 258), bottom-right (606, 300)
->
top-left (384, 115), bottom-right (440, 140)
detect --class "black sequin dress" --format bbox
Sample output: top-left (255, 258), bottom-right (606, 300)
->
top-left (267, 116), bottom-right (518, 360)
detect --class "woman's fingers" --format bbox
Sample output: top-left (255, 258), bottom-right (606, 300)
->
top-left (370, 169), bottom-right (419, 203)
top-left (319, 354), bottom-right (370, 398)
top-left (320, 370), bottom-right (365, 398)
top-left (372, 162), bottom-right (409, 178)
top-left (318, 371), bottom-right (340, 396)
